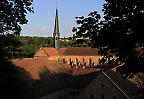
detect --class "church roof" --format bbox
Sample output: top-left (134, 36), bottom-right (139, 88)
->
top-left (12, 58), bottom-right (70, 79)
top-left (34, 47), bottom-right (99, 57)
top-left (12, 58), bottom-right (100, 98)
top-left (12, 57), bottom-right (137, 98)
top-left (34, 48), bottom-right (59, 57)
top-left (72, 67), bottom-right (101, 76)
top-left (58, 48), bottom-right (99, 56)
top-left (12, 57), bottom-right (100, 79)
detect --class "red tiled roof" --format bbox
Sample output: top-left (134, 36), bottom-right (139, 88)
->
top-left (12, 58), bottom-right (70, 79)
top-left (12, 57), bottom-right (101, 97)
top-left (34, 48), bottom-right (59, 57)
top-left (34, 48), bottom-right (49, 57)
top-left (35, 47), bottom-right (99, 57)
top-left (13, 56), bottom-right (136, 98)
top-left (58, 48), bottom-right (99, 56)
top-left (12, 57), bottom-right (102, 80)
top-left (71, 67), bottom-right (101, 76)
top-left (43, 48), bottom-right (59, 56)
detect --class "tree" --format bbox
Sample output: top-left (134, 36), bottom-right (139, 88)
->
top-left (0, 34), bottom-right (21, 59)
top-left (0, 0), bottom-right (33, 98)
top-left (0, 0), bottom-right (33, 35)
top-left (16, 36), bottom-right (54, 58)
top-left (0, 0), bottom-right (33, 59)
top-left (73, 0), bottom-right (144, 75)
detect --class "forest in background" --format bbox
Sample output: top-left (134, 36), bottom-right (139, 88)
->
top-left (16, 36), bottom-right (73, 58)
top-left (16, 35), bottom-right (92, 58)
top-left (16, 36), bottom-right (53, 58)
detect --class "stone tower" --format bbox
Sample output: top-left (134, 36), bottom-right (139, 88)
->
top-left (53, 6), bottom-right (60, 49)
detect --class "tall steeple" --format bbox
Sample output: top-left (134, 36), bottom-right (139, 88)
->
top-left (53, 0), bottom-right (60, 49)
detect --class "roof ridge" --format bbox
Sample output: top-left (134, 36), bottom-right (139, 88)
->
top-left (102, 71), bottom-right (130, 99)
top-left (42, 48), bottom-right (50, 56)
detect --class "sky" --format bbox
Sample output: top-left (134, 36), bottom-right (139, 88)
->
top-left (21, 0), bottom-right (105, 37)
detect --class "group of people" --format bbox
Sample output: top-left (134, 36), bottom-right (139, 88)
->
top-left (58, 57), bottom-right (97, 68)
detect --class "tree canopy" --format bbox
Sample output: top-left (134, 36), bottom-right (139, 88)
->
top-left (73, 0), bottom-right (144, 75)
top-left (0, 0), bottom-right (33, 35)
top-left (0, 0), bottom-right (33, 59)
top-left (17, 36), bottom-right (54, 58)
top-left (0, 0), bottom-right (33, 98)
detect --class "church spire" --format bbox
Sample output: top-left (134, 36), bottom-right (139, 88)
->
top-left (53, 0), bottom-right (60, 49)
top-left (54, 7), bottom-right (59, 34)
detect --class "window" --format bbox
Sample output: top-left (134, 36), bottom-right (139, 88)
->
top-left (63, 93), bottom-right (67, 98)
top-left (77, 91), bottom-right (80, 95)
top-left (58, 94), bottom-right (62, 99)
top-left (101, 83), bottom-right (104, 87)
top-left (69, 91), bottom-right (72, 96)
top-left (73, 91), bottom-right (76, 96)
top-left (113, 96), bottom-right (117, 99)
top-left (101, 94), bottom-right (104, 99)
top-left (90, 94), bottom-right (94, 99)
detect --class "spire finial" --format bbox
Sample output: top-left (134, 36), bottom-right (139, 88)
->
top-left (54, 0), bottom-right (59, 34)
top-left (56, 0), bottom-right (58, 10)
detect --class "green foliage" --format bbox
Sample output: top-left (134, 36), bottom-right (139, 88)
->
top-left (0, 0), bottom-right (33, 98)
top-left (17, 36), bottom-right (54, 58)
top-left (60, 40), bottom-right (69, 47)
top-left (71, 38), bottom-right (91, 47)
top-left (72, 11), bottom-right (101, 47)
top-left (68, 34), bottom-right (91, 47)
top-left (0, 0), bottom-right (33, 35)
top-left (0, 0), bottom-right (34, 59)
top-left (73, 0), bottom-right (144, 75)
top-left (0, 34), bottom-right (21, 59)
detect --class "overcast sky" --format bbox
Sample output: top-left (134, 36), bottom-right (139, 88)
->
top-left (21, 0), bottom-right (105, 37)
